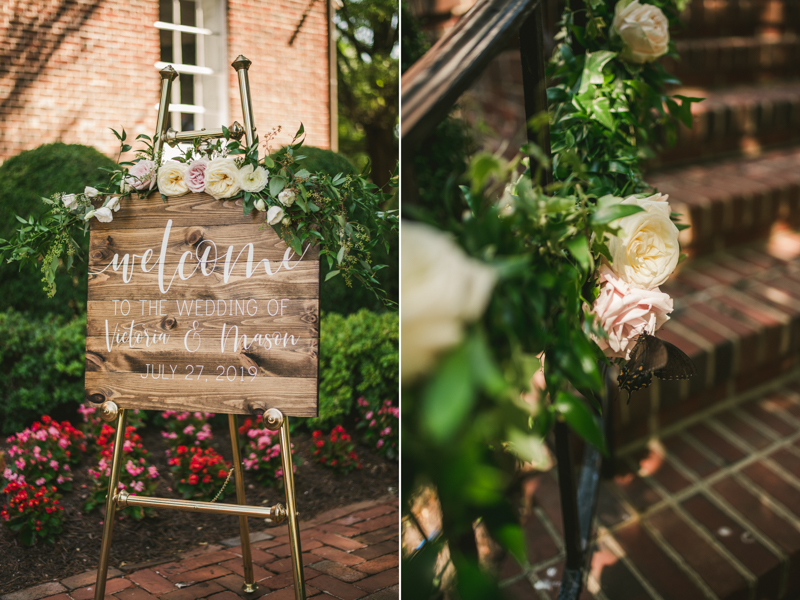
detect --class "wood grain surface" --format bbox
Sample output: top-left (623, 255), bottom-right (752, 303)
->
top-left (85, 191), bottom-right (320, 416)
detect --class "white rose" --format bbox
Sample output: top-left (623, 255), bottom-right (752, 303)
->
top-left (612, 0), bottom-right (669, 63)
top-left (157, 161), bottom-right (189, 197)
top-left (254, 198), bottom-right (266, 212)
top-left (607, 192), bottom-right (680, 289)
top-left (266, 205), bottom-right (285, 225)
top-left (93, 206), bottom-right (114, 223)
top-left (278, 189), bottom-right (296, 207)
top-left (105, 196), bottom-right (121, 212)
top-left (402, 222), bottom-right (496, 382)
top-left (84, 186), bottom-right (99, 198)
top-left (62, 194), bottom-right (77, 209)
top-left (205, 158), bottom-right (241, 200)
top-left (239, 164), bottom-right (269, 193)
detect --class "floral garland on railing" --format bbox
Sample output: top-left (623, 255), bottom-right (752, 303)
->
top-left (402, 0), bottom-right (696, 596)
top-left (0, 125), bottom-right (398, 305)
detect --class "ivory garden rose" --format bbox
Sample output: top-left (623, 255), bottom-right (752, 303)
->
top-left (612, 0), bottom-right (669, 64)
top-left (204, 158), bottom-right (241, 200)
top-left (157, 161), bottom-right (189, 197)
top-left (401, 221), bottom-right (496, 381)
top-left (239, 164), bottom-right (269, 193)
top-left (591, 264), bottom-right (672, 359)
top-left (607, 192), bottom-right (680, 290)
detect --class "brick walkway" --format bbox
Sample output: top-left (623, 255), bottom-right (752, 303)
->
top-left (501, 376), bottom-right (800, 600)
top-left (2, 497), bottom-right (398, 600)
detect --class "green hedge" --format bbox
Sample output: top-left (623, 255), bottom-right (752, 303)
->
top-left (0, 143), bottom-right (117, 318)
top-left (314, 309), bottom-right (399, 429)
top-left (0, 308), bottom-right (398, 435)
top-left (0, 310), bottom-right (86, 434)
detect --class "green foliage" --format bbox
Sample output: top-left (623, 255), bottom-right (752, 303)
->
top-left (336, 0), bottom-right (399, 186)
top-left (403, 0), bottom-right (694, 593)
top-left (1, 126), bottom-right (399, 308)
top-left (547, 0), bottom-right (701, 197)
top-left (2, 481), bottom-right (64, 546)
top-left (0, 310), bottom-right (86, 435)
top-left (0, 143), bottom-right (116, 318)
top-left (314, 309), bottom-right (398, 429)
top-left (274, 145), bottom-right (358, 178)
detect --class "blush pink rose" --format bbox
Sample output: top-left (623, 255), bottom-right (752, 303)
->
top-left (127, 160), bottom-right (156, 191)
top-left (184, 159), bottom-right (208, 193)
top-left (591, 264), bottom-right (673, 359)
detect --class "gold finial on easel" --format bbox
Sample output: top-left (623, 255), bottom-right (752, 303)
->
top-left (154, 65), bottom-right (179, 159)
top-left (232, 55), bottom-right (256, 149)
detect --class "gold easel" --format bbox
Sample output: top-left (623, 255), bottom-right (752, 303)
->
top-left (92, 57), bottom-right (307, 600)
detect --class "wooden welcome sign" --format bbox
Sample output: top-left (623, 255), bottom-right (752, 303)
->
top-left (90, 59), bottom-right (311, 600)
top-left (84, 191), bottom-right (320, 417)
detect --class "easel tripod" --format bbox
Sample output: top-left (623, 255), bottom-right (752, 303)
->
top-left (92, 56), bottom-right (307, 600)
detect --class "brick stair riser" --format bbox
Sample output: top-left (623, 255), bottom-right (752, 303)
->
top-left (663, 37), bottom-right (800, 88)
top-left (675, 0), bottom-right (799, 40)
top-left (656, 97), bottom-right (800, 167)
top-left (647, 149), bottom-right (800, 258)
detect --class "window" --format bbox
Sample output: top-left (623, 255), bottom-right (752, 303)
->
top-left (155, 0), bottom-right (228, 133)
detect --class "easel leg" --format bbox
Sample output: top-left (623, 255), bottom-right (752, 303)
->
top-left (228, 414), bottom-right (258, 593)
top-left (94, 406), bottom-right (128, 600)
top-left (266, 409), bottom-right (305, 600)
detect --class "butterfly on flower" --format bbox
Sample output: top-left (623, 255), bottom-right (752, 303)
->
top-left (618, 333), bottom-right (696, 401)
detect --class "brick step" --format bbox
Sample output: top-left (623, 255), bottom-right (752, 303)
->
top-left (647, 145), bottom-right (800, 257)
top-left (501, 376), bottom-right (800, 599)
top-left (654, 81), bottom-right (800, 168)
top-left (675, 0), bottom-right (798, 39)
top-left (611, 227), bottom-right (800, 447)
top-left (662, 35), bottom-right (800, 88)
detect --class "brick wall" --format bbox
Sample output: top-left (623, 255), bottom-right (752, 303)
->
top-left (228, 0), bottom-right (331, 150)
top-left (0, 0), bottom-right (330, 163)
top-left (0, 0), bottom-right (160, 161)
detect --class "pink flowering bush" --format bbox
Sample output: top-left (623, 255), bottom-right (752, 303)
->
top-left (3, 415), bottom-right (85, 491)
top-left (237, 416), bottom-right (297, 488)
top-left (356, 398), bottom-right (398, 460)
top-left (169, 445), bottom-right (234, 501)
top-left (83, 424), bottom-right (159, 520)
top-left (311, 425), bottom-right (361, 473)
top-left (160, 410), bottom-right (215, 447)
top-left (1, 481), bottom-right (64, 545)
top-left (78, 404), bottom-right (145, 450)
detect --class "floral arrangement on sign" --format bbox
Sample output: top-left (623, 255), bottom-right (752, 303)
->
top-left (0, 125), bottom-right (398, 304)
top-left (402, 0), bottom-right (697, 595)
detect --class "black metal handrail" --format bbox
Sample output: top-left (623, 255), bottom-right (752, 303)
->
top-left (401, 0), bottom-right (542, 150)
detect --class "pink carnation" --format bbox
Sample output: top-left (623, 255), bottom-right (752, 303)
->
top-left (184, 160), bottom-right (208, 193)
top-left (591, 264), bottom-right (673, 359)
top-left (127, 160), bottom-right (157, 191)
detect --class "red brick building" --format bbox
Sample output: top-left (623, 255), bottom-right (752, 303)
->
top-left (0, 0), bottom-right (335, 162)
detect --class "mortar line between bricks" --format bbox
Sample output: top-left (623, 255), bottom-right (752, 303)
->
top-left (666, 320), bottom-right (717, 389)
top-left (732, 470), bottom-right (800, 532)
top-left (594, 527), bottom-right (667, 600)
top-left (678, 430), bottom-right (726, 469)
top-left (761, 388), bottom-right (800, 431)
top-left (501, 552), bottom-right (565, 588)
top-left (651, 453), bottom-right (759, 592)
top-left (730, 406), bottom-right (786, 443)
top-left (615, 371), bottom-right (800, 456)
top-left (610, 427), bottom-right (800, 532)
top-left (640, 518), bottom-right (720, 600)
top-left (533, 505), bottom-right (565, 552)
